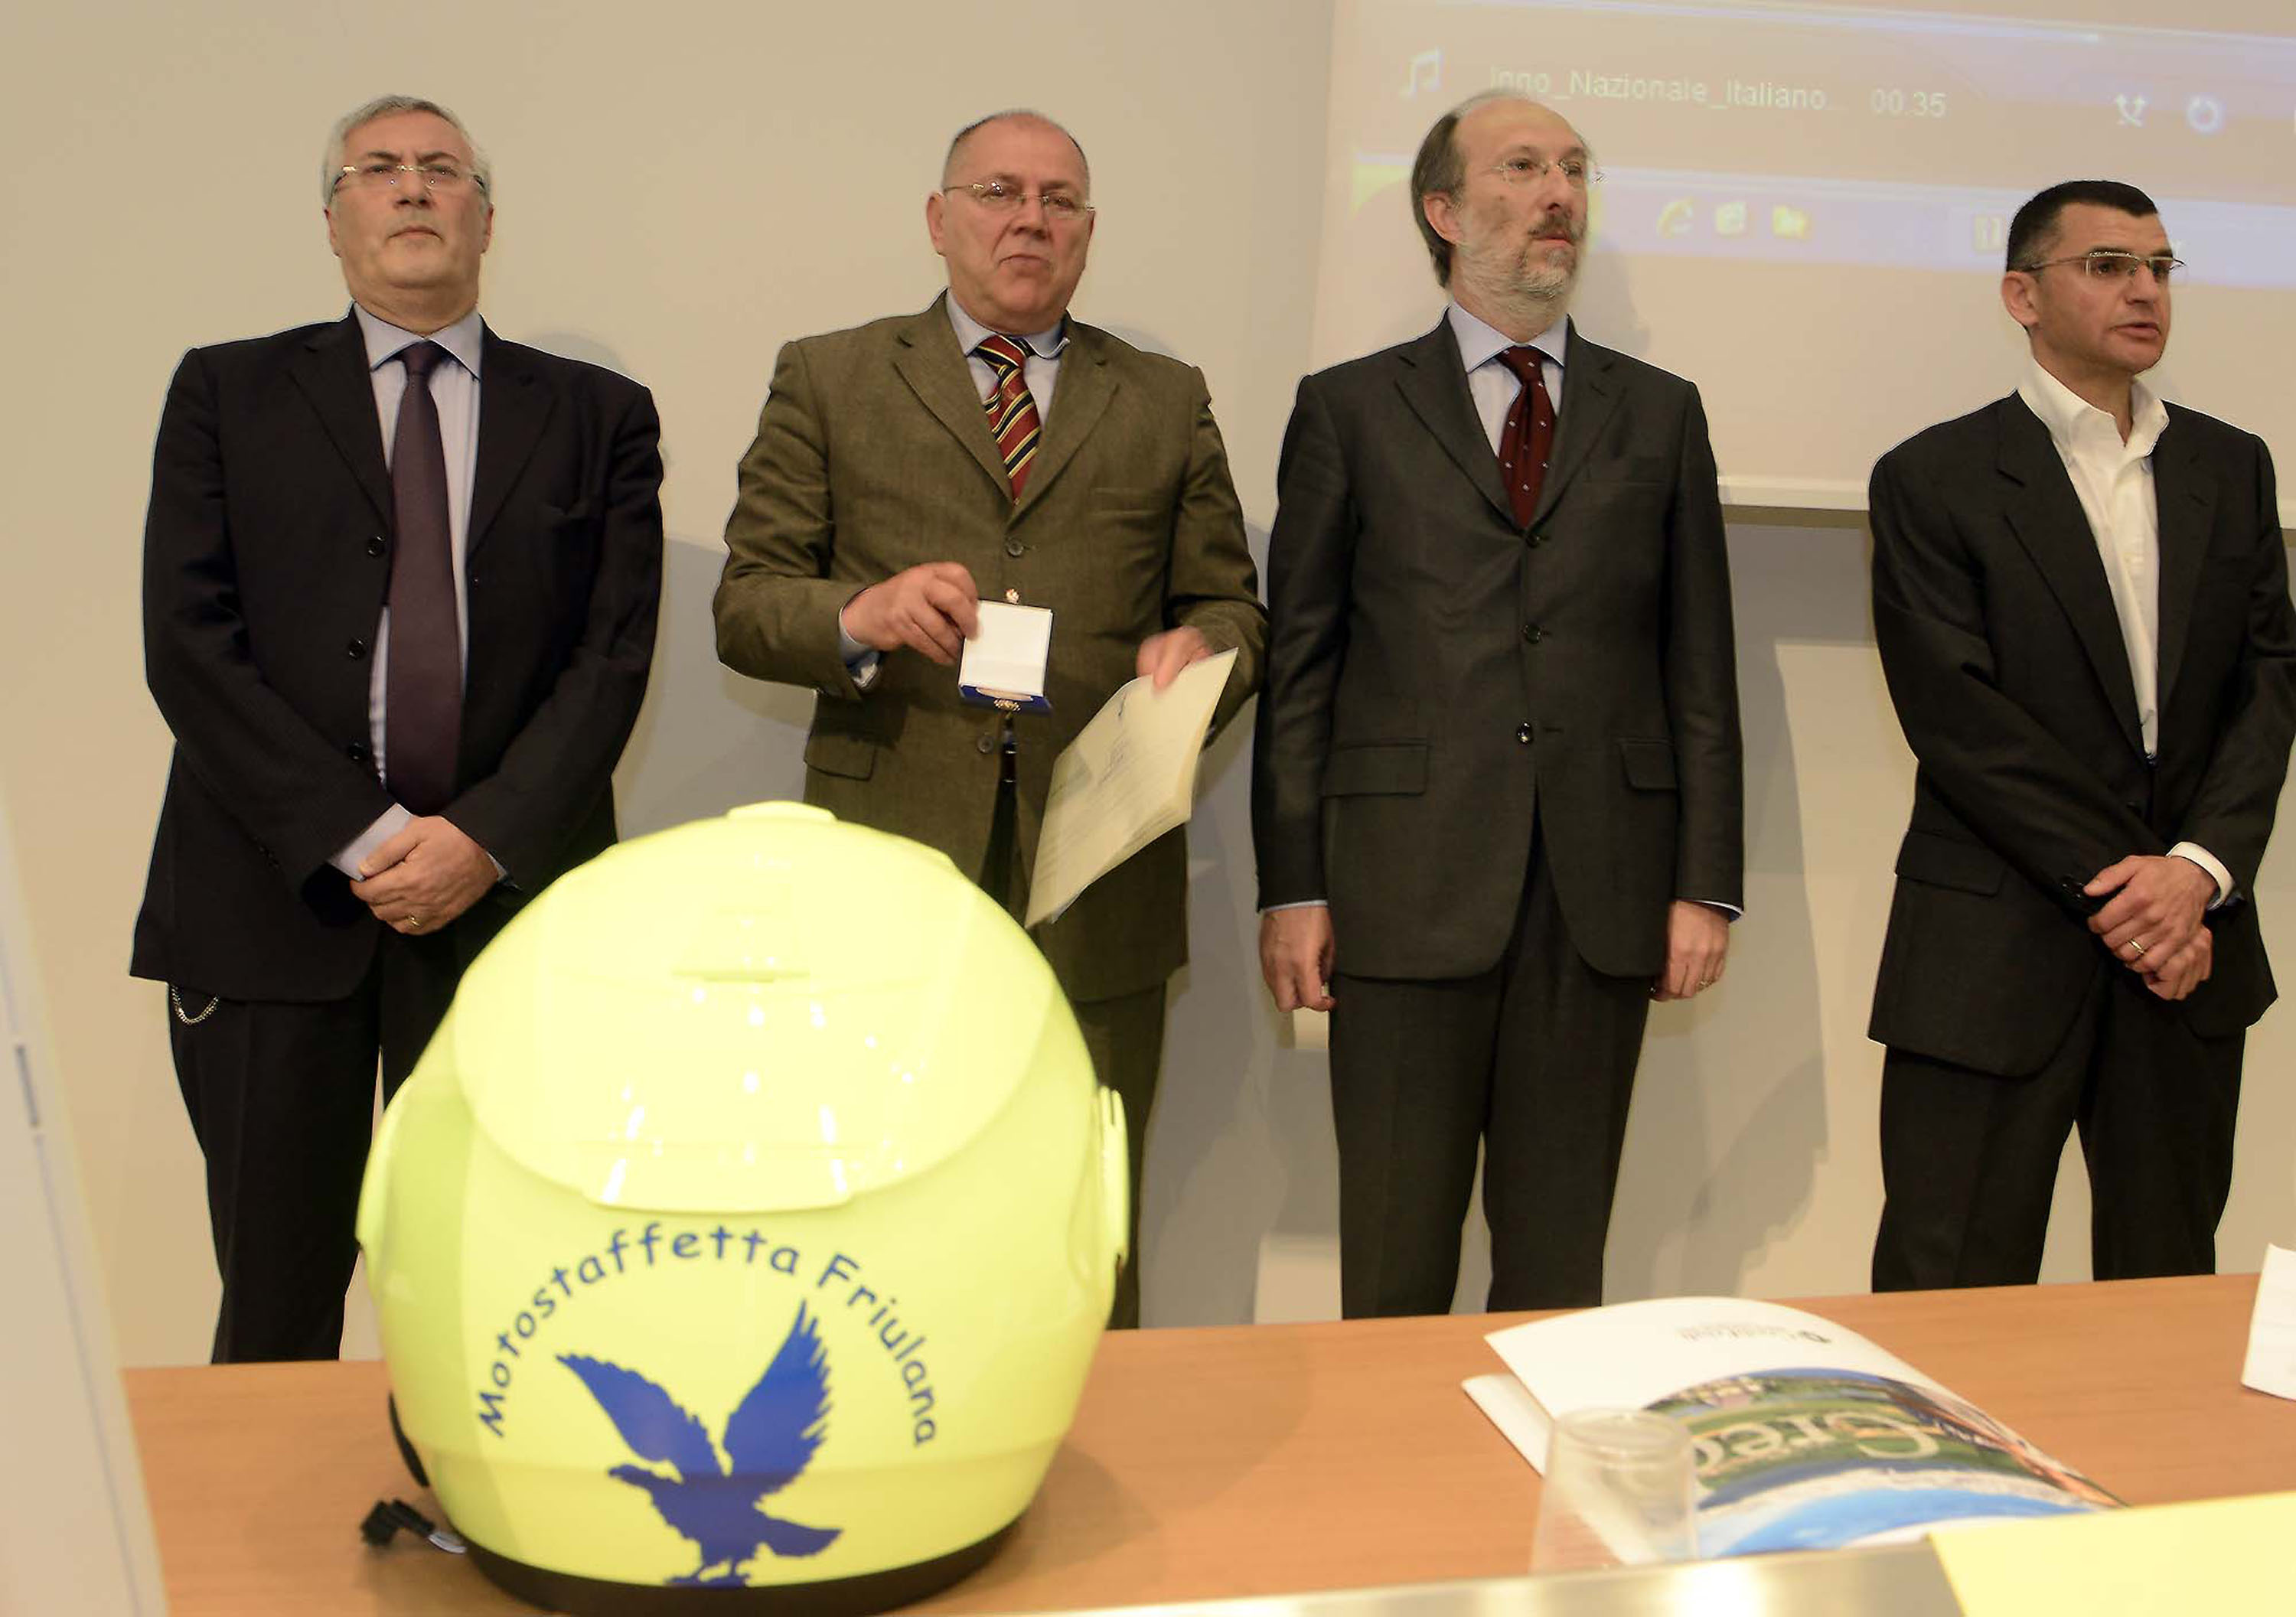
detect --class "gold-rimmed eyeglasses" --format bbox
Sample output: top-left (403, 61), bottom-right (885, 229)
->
top-left (942, 179), bottom-right (1094, 224)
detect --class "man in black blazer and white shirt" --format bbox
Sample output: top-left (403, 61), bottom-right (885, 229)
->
top-left (1253, 93), bottom-right (1743, 1316)
top-left (1868, 180), bottom-right (2296, 1288)
top-left (132, 96), bottom-right (663, 1360)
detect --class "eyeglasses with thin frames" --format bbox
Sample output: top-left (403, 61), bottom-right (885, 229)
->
top-left (331, 161), bottom-right (488, 199)
top-left (1489, 155), bottom-right (1603, 191)
top-left (942, 179), bottom-right (1094, 225)
top-left (2017, 251), bottom-right (2184, 285)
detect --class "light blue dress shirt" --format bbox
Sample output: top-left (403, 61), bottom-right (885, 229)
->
top-left (836, 298), bottom-right (1072, 680)
top-left (330, 305), bottom-right (488, 879)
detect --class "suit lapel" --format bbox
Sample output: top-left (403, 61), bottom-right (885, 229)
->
top-left (2151, 409), bottom-right (2215, 716)
top-left (1997, 397), bottom-right (2145, 757)
top-left (468, 327), bottom-right (556, 563)
top-left (1017, 321), bottom-right (1114, 514)
top-left (1531, 328), bottom-right (1623, 526)
top-left (892, 295), bottom-right (1009, 494)
top-left (1394, 320), bottom-right (1513, 525)
top-left (286, 312), bottom-right (392, 526)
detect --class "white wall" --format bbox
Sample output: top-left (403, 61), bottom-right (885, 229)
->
top-left (2, 1), bottom-right (2288, 1366)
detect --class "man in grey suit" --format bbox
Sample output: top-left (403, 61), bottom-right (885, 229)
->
top-left (1253, 93), bottom-right (1743, 1316)
top-left (714, 110), bottom-right (1264, 1328)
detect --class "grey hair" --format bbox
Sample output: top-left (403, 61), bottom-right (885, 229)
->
top-left (942, 109), bottom-right (1090, 191)
top-left (1411, 90), bottom-right (1571, 285)
top-left (322, 95), bottom-right (491, 208)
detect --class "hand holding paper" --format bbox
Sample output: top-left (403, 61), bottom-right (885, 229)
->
top-left (1025, 648), bottom-right (1238, 928)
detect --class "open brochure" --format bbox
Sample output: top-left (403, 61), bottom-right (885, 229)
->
top-left (1472, 1297), bottom-right (2121, 1558)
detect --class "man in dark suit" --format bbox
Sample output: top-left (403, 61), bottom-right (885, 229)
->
top-left (1252, 93), bottom-right (1743, 1317)
top-left (133, 96), bottom-right (664, 1361)
top-left (1868, 180), bottom-right (2296, 1289)
top-left (713, 110), bottom-right (1264, 1328)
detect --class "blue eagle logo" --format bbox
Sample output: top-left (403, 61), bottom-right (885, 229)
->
top-left (559, 1302), bottom-right (843, 1585)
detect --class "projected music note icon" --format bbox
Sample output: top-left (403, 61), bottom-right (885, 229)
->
top-left (1402, 49), bottom-right (1440, 98)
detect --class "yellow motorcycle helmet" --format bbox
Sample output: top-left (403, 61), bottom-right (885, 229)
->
top-left (357, 803), bottom-right (1126, 1613)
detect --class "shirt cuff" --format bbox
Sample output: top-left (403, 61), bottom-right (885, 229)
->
top-left (837, 603), bottom-right (881, 690)
top-left (1261, 899), bottom-right (1329, 913)
top-left (332, 807), bottom-right (507, 884)
top-left (331, 804), bottom-right (414, 879)
top-left (2168, 843), bottom-right (2233, 908)
top-left (1684, 898), bottom-right (1743, 921)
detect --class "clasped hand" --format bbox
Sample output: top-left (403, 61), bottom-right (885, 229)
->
top-left (351, 815), bottom-right (498, 934)
top-left (2084, 854), bottom-right (2217, 1002)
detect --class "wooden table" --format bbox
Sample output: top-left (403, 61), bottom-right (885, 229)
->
top-left (123, 1274), bottom-right (2296, 1615)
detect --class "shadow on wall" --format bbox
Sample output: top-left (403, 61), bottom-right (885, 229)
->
top-left (1609, 519), bottom-right (1884, 1300)
top-left (616, 533), bottom-right (817, 836)
top-left (517, 328), bottom-right (813, 837)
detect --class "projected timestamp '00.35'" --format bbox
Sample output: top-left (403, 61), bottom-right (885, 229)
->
top-left (1870, 88), bottom-right (1949, 119)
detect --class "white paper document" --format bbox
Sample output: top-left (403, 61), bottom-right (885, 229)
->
top-left (2240, 1243), bottom-right (2296, 1400)
top-left (1025, 649), bottom-right (1237, 928)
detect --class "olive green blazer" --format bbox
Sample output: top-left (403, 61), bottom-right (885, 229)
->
top-left (715, 296), bottom-right (1265, 1001)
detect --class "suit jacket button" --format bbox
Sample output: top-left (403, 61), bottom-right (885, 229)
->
top-left (1523, 623), bottom-right (1544, 643)
top-left (347, 638), bottom-right (368, 659)
top-left (1516, 722), bottom-right (1534, 744)
top-left (976, 734), bottom-right (996, 755)
top-left (1005, 538), bottom-right (1026, 557)
top-left (366, 536), bottom-right (386, 558)
top-left (347, 740), bottom-right (370, 764)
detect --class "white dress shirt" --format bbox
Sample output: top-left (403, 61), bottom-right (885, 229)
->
top-left (2015, 355), bottom-right (2231, 903)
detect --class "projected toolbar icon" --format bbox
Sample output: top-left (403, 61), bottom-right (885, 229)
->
top-left (1658, 199), bottom-right (1694, 238)
top-left (1402, 48), bottom-right (1440, 98)
top-left (2187, 94), bottom-right (2225, 135)
top-left (1771, 204), bottom-right (1810, 240)
top-left (1714, 200), bottom-right (1749, 238)
top-left (2115, 93), bottom-right (2148, 127)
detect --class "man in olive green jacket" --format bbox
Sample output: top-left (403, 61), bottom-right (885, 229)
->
top-left (713, 110), bottom-right (1264, 1327)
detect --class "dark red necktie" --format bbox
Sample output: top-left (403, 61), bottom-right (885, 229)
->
top-left (1495, 345), bottom-right (1557, 529)
top-left (385, 341), bottom-right (460, 814)
top-left (977, 334), bottom-right (1042, 500)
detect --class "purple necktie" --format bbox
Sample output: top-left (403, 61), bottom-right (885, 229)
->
top-left (385, 341), bottom-right (460, 815)
top-left (1495, 345), bottom-right (1556, 529)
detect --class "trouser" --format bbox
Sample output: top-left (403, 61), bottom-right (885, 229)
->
top-left (1872, 960), bottom-right (2243, 1289)
top-left (983, 768), bottom-right (1168, 1329)
top-left (1328, 834), bottom-right (1651, 1317)
top-left (165, 929), bottom-right (461, 1362)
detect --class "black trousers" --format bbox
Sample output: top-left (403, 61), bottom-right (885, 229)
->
top-left (983, 771), bottom-right (1167, 1330)
top-left (165, 929), bottom-right (462, 1362)
top-left (1329, 836), bottom-right (1652, 1318)
top-left (1872, 960), bottom-right (2244, 1289)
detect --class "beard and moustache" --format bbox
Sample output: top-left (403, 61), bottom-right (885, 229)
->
top-left (1513, 211), bottom-right (1584, 302)
top-left (1462, 207), bottom-right (1586, 310)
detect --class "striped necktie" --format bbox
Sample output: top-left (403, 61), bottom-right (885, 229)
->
top-left (977, 334), bottom-right (1042, 500)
